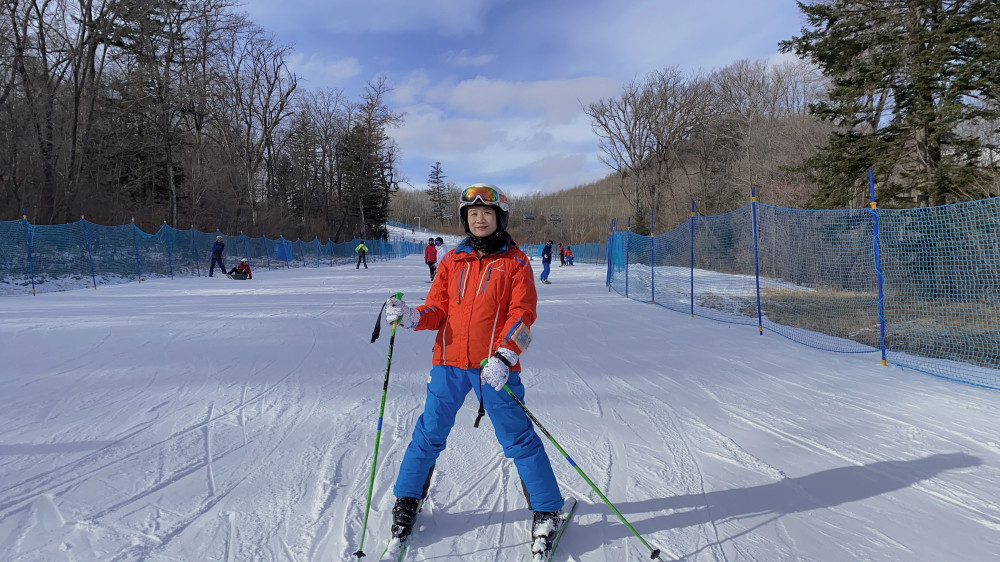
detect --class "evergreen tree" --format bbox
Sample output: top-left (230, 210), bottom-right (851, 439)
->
top-left (331, 78), bottom-right (402, 241)
top-left (781, 0), bottom-right (1000, 207)
top-left (426, 162), bottom-right (449, 224)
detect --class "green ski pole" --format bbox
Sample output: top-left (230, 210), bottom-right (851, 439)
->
top-left (355, 292), bottom-right (403, 559)
top-left (481, 360), bottom-right (668, 560)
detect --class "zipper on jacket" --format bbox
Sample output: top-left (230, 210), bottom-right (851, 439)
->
top-left (456, 265), bottom-right (468, 304)
top-left (478, 265), bottom-right (493, 295)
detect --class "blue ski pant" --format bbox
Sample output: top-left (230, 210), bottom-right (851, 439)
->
top-left (540, 262), bottom-right (551, 281)
top-left (209, 256), bottom-right (225, 276)
top-left (394, 365), bottom-right (564, 512)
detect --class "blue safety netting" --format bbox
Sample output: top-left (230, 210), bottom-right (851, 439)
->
top-left (521, 242), bottom-right (606, 265)
top-left (1, 219), bottom-right (420, 296)
top-left (877, 200), bottom-right (1000, 386)
top-left (608, 196), bottom-right (1000, 391)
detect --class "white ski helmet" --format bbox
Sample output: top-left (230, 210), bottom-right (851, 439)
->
top-left (459, 183), bottom-right (509, 231)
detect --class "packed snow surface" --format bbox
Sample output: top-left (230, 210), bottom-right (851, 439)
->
top-left (2, 255), bottom-right (998, 561)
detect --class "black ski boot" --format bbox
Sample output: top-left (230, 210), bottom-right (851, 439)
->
top-left (530, 510), bottom-right (560, 556)
top-left (391, 497), bottom-right (421, 541)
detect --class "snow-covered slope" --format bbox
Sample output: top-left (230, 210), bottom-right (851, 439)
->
top-left (2, 256), bottom-right (998, 561)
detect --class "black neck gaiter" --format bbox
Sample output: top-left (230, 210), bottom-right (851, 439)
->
top-left (469, 230), bottom-right (511, 255)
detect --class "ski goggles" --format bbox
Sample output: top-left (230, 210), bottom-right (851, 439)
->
top-left (460, 184), bottom-right (509, 212)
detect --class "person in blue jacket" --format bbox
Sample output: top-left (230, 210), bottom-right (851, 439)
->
top-left (209, 236), bottom-right (226, 277)
top-left (539, 240), bottom-right (553, 284)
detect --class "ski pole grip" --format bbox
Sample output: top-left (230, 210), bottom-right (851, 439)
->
top-left (390, 292), bottom-right (405, 327)
top-left (480, 358), bottom-right (488, 368)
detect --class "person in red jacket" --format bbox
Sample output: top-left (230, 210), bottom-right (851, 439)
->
top-left (226, 258), bottom-right (252, 279)
top-left (384, 183), bottom-right (564, 553)
top-left (423, 237), bottom-right (437, 281)
top-left (564, 245), bottom-right (574, 265)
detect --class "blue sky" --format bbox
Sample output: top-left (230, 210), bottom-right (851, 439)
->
top-left (239, 0), bottom-right (807, 196)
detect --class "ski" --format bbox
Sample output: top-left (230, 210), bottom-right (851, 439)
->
top-left (378, 499), bottom-right (425, 561)
top-left (532, 497), bottom-right (577, 562)
top-left (378, 537), bottom-right (407, 562)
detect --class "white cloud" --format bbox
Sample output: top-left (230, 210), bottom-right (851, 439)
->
top-left (241, 0), bottom-right (494, 35)
top-left (515, 153), bottom-right (603, 193)
top-left (395, 105), bottom-right (504, 153)
top-left (446, 49), bottom-right (497, 67)
top-left (447, 76), bottom-right (621, 123)
top-left (537, 0), bottom-right (803, 79)
top-left (241, 0), bottom-right (807, 196)
top-left (286, 52), bottom-right (362, 85)
top-left (392, 70), bottom-right (431, 106)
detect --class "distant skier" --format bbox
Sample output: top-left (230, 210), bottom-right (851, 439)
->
top-left (383, 182), bottom-right (565, 556)
top-left (355, 241), bottom-right (369, 269)
top-left (209, 235), bottom-right (226, 277)
top-left (558, 243), bottom-right (565, 266)
top-left (564, 246), bottom-right (574, 265)
top-left (539, 240), bottom-right (553, 284)
top-left (424, 237), bottom-right (437, 280)
top-left (434, 237), bottom-right (448, 267)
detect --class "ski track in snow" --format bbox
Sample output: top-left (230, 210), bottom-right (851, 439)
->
top-left (2, 250), bottom-right (999, 561)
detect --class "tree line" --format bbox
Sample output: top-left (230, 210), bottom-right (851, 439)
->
top-left (399, 2), bottom-right (1000, 244)
top-left (584, 0), bottom-right (1000, 236)
top-left (1, 0), bottom-right (401, 241)
top-left (6, 1), bottom-right (998, 244)
top-left (394, 57), bottom-right (832, 243)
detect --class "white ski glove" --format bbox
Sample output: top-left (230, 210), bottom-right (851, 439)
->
top-left (385, 296), bottom-right (418, 329)
top-left (481, 348), bottom-right (518, 391)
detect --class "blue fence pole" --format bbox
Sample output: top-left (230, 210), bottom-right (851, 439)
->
top-left (191, 226), bottom-right (201, 277)
top-left (21, 209), bottom-right (36, 296)
top-left (315, 238), bottom-right (321, 267)
top-left (164, 221), bottom-right (174, 280)
top-left (650, 208), bottom-right (655, 305)
top-left (690, 200), bottom-right (695, 317)
top-left (265, 235), bottom-right (272, 270)
top-left (751, 187), bottom-right (763, 335)
top-left (241, 232), bottom-right (249, 263)
top-left (82, 215), bottom-right (98, 289)
top-left (869, 169), bottom-right (888, 366)
top-left (606, 220), bottom-right (614, 288)
top-left (131, 216), bottom-right (143, 282)
top-left (625, 216), bottom-right (630, 299)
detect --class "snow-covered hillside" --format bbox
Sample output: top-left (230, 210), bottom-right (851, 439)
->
top-left (2, 256), bottom-right (998, 561)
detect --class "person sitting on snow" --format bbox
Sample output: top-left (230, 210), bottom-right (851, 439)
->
top-left (227, 258), bottom-right (252, 279)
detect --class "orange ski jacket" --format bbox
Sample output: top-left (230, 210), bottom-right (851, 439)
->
top-left (413, 238), bottom-right (535, 370)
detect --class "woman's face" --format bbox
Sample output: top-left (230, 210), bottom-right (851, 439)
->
top-left (467, 206), bottom-right (497, 237)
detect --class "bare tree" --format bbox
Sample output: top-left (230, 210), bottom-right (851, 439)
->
top-left (175, 0), bottom-right (239, 228)
top-left (3, 0), bottom-right (116, 222)
top-left (646, 67), bottom-right (713, 221)
top-left (305, 88), bottom-right (350, 227)
top-left (585, 77), bottom-right (658, 233)
top-left (711, 59), bottom-right (778, 197)
top-left (215, 18), bottom-right (297, 225)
